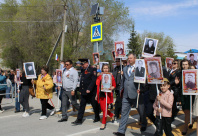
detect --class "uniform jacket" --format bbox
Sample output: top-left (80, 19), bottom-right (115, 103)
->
top-left (79, 66), bottom-right (97, 95)
top-left (34, 74), bottom-right (54, 99)
top-left (153, 90), bottom-right (174, 117)
top-left (144, 45), bottom-right (155, 54)
top-left (120, 65), bottom-right (138, 99)
top-left (96, 74), bottom-right (116, 104)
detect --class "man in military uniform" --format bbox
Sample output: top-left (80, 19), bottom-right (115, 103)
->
top-left (72, 59), bottom-right (100, 125)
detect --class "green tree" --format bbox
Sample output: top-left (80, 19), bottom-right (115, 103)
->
top-left (127, 24), bottom-right (141, 57)
top-left (0, 0), bottom-right (132, 70)
top-left (138, 31), bottom-right (177, 65)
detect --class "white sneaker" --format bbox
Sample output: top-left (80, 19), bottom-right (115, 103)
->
top-left (22, 112), bottom-right (26, 116)
top-left (39, 116), bottom-right (47, 120)
top-left (50, 109), bottom-right (56, 116)
top-left (22, 112), bottom-right (29, 117)
top-left (0, 109), bottom-right (4, 113)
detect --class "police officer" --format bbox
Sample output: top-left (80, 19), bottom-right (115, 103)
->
top-left (72, 59), bottom-right (100, 125)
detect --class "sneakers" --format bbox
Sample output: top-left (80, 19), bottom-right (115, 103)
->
top-left (39, 116), bottom-right (47, 120)
top-left (0, 109), bottom-right (4, 113)
top-left (50, 108), bottom-right (56, 116)
top-left (22, 112), bottom-right (29, 117)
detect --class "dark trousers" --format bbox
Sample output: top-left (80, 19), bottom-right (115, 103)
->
top-left (77, 94), bottom-right (100, 120)
top-left (114, 90), bottom-right (122, 118)
top-left (154, 116), bottom-right (174, 136)
top-left (0, 92), bottom-right (5, 110)
top-left (62, 90), bottom-right (80, 119)
top-left (144, 92), bottom-right (156, 123)
top-left (137, 93), bottom-right (147, 127)
top-left (19, 86), bottom-right (30, 112)
top-left (40, 99), bottom-right (54, 116)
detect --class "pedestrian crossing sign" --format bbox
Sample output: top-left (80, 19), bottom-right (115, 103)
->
top-left (91, 22), bottom-right (102, 42)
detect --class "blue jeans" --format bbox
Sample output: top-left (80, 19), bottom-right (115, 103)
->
top-left (6, 87), bottom-right (11, 98)
top-left (14, 84), bottom-right (20, 111)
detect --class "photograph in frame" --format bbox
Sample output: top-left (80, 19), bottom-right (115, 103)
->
top-left (112, 51), bottom-right (115, 61)
top-left (165, 57), bottom-right (174, 70)
top-left (93, 52), bottom-right (100, 65)
top-left (134, 59), bottom-right (146, 83)
top-left (142, 38), bottom-right (158, 57)
top-left (16, 69), bottom-right (21, 83)
top-left (56, 69), bottom-right (63, 87)
top-left (144, 57), bottom-right (164, 84)
top-left (23, 62), bottom-right (37, 79)
top-left (182, 70), bottom-right (198, 95)
top-left (101, 73), bottom-right (112, 92)
top-left (115, 41), bottom-right (125, 58)
top-left (99, 62), bottom-right (109, 70)
top-left (187, 53), bottom-right (197, 66)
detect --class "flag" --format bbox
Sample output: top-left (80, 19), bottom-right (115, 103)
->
top-left (55, 54), bottom-right (58, 61)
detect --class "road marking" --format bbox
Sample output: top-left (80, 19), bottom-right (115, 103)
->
top-left (0, 114), bottom-right (22, 119)
top-left (67, 127), bottom-right (99, 136)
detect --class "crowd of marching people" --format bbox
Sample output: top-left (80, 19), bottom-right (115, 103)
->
top-left (0, 53), bottom-right (198, 136)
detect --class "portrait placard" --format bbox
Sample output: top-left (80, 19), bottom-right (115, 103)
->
top-left (16, 69), bottom-right (21, 83)
top-left (165, 57), bottom-right (174, 70)
top-left (187, 53), bottom-right (197, 66)
top-left (23, 62), bottom-right (37, 79)
top-left (142, 38), bottom-right (158, 57)
top-left (182, 70), bottom-right (198, 95)
top-left (101, 73), bottom-right (112, 92)
top-left (145, 57), bottom-right (164, 84)
top-left (93, 52), bottom-right (100, 65)
top-left (115, 41), bottom-right (125, 58)
top-left (134, 59), bottom-right (146, 83)
top-left (56, 69), bottom-right (62, 86)
top-left (99, 62), bottom-right (109, 70)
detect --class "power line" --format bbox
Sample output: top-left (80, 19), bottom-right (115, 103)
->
top-left (0, 21), bottom-right (61, 23)
top-left (0, 5), bottom-right (64, 7)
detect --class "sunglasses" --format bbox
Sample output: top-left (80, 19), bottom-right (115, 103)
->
top-left (173, 63), bottom-right (178, 65)
top-left (65, 64), bottom-right (70, 66)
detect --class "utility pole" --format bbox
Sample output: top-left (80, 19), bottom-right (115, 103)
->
top-left (60, 4), bottom-right (67, 61)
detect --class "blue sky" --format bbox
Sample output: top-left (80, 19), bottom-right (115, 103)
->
top-left (0, 0), bottom-right (198, 52)
top-left (116, 0), bottom-right (198, 52)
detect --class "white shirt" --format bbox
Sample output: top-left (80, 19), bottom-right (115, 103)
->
top-left (127, 64), bottom-right (135, 75)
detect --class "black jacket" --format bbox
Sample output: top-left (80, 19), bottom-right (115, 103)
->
top-left (19, 72), bottom-right (32, 90)
top-left (112, 65), bottom-right (123, 91)
top-left (79, 66), bottom-right (97, 95)
top-left (135, 67), bottom-right (145, 77)
top-left (168, 69), bottom-right (181, 101)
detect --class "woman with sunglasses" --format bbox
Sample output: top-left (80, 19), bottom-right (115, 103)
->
top-left (168, 60), bottom-right (180, 122)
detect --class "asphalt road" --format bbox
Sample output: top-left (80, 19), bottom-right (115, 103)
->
top-left (0, 94), bottom-right (197, 136)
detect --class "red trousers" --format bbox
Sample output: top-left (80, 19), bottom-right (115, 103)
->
top-left (100, 97), bottom-right (114, 124)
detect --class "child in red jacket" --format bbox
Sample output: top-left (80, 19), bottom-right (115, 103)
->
top-left (95, 64), bottom-right (116, 130)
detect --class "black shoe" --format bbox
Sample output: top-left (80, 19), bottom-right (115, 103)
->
top-left (100, 124), bottom-right (106, 130)
top-left (140, 126), bottom-right (146, 132)
top-left (58, 118), bottom-right (68, 122)
top-left (182, 131), bottom-right (187, 135)
top-left (111, 116), bottom-right (115, 123)
top-left (15, 110), bottom-right (20, 113)
top-left (113, 132), bottom-right (125, 136)
top-left (93, 118), bottom-right (100, 123)
top-left (71, 119), bottom-right (82, 125)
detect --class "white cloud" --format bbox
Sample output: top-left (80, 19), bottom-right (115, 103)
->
top-left (130, 0), bottom-right (198, 17)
